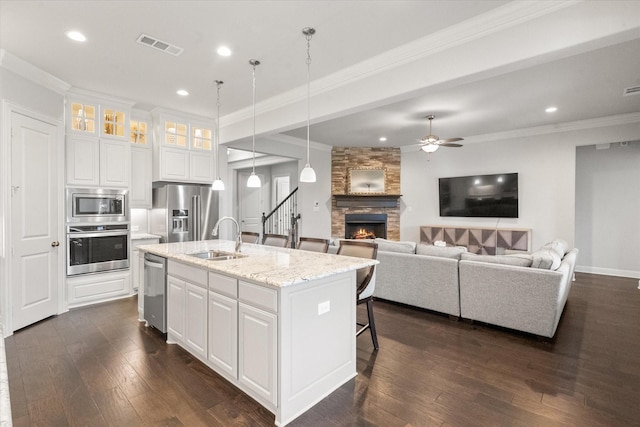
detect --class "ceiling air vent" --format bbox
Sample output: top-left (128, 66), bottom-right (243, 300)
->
top-left (623, 85), bottom-right (640, 96)
top-left (136, 33), bottom-right (183, 56)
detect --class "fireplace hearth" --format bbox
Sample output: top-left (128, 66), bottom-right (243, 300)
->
top-left (345, 213), bottom-right (387, 239)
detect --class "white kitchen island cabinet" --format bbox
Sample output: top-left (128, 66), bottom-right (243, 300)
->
top-left (138, 240), bottom-right (377, 426)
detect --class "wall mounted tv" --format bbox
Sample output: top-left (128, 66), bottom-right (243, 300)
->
top-left (439, 173), bottom-right (519, 218)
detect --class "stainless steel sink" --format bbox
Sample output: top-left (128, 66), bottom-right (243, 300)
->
top-left (187, 250), bottom-right (246, 261)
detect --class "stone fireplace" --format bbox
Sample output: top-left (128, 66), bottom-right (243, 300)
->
top-left (331, 147), bottom-right (401, 240)
top-left (345, 213), bottom-right (387, 239)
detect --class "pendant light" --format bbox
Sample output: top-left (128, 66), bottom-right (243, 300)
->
top-left (299, 27), bottom-right (317, 183)
top-left (211, 80), bottom-right (225, 191)
top-left (247, 59), bottom-right (262, 188)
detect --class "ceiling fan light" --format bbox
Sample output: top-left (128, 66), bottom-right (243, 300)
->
top-left (247, 172), bottom-right (261, 188)
top-left (300, 163), bottom-right (316, 182)
top-left (421, 144), bottom-right (439, 153)
top-left (212, 178), bottom-right (225, 191)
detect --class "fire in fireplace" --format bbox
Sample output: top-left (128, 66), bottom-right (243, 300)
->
top-left (345, 213), bottom-right (387, 239)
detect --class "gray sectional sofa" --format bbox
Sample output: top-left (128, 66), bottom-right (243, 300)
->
top-left (332, 237), bottom-right (578, 338)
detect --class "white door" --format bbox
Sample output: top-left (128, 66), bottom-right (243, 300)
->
top-left (273, 175), bottom-right (290, 206)
top-left (238, 171), bottom-right (264, 234)
top-left (11, 112), bottom-right (60, 331)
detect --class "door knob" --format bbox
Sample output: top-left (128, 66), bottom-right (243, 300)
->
top-left (51, 241), bottom-right (60, 247)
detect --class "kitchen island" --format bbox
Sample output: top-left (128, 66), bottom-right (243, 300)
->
top-left (137, 240), bottom-right (377, 426)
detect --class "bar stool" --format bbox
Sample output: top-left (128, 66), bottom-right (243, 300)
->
top-left (337, 240), bottom-right (379, 349)
top-left (263, 233), bottom-right (289, 248)
top-left (297, 237), bottom-right (330, 253)
top-left (240, 231), bottom-right (260, 244)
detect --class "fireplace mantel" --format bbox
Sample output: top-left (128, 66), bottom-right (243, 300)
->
top-left (333, 194), bottom-right (402, 208)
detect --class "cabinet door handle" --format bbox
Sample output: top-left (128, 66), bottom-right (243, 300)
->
top-left (51, 241), bottom-right (60, 247)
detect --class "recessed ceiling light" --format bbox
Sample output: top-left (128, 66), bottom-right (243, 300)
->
top-left (545, 106), bottom-right (558, 113)
top-left (217, 46), bottom-right (232, 57)
top-left (379, 137), bottom-right (387, 142)
top-left (65, 30), bottom-right (86, 42)
top-left (177, 89), bottom-right (189, 96)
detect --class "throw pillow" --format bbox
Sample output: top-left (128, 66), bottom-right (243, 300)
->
top-left (416, 244), bottom-right (467, 259)
top-left (460, 253), bottom-right (533, 267)
top-left (374, 238), bottom-right (416, 254)
top-left (531, 248), bottom-right (561, 270)
top-left (543, 239), bottom-right (569, 256)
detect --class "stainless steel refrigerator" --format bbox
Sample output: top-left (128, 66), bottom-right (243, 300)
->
top-left (150, 183), bottom-right (219, 243)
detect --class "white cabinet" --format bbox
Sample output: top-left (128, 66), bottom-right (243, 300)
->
top-left (167, 275), bottom-right (186, 342)
top-left (66, 269), bottom-right (131, 309)
top-left (167, 261), bottom-right (208, 359)
top-left (238, 302), bottom-right (277, 406)
top-left (238, 280), bottom-right (278, 406)
top-left (66, 136), bottom-right (129, 188)
top-left (185, 283), bottom-right (208, 359)
top-left (208, 272), bottom-right (239, 379)
top-left (130, 146), bottom-right (152, 208)
top-left (66, 93), bottom-right (133, 188)
top-left (151, 109), bottom-right (214, 183)
top-left (66, 135), bottom-right (100, 186)
top-left (99, 139), bottom-right (130, 187)
top-left (130, 112), bottom-right (152, 208)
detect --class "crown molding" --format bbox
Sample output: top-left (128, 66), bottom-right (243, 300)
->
top-left (0, 49), bottom-right (71, 95)
top-left (222, 1), bottom-right (578, 127)
top-left (263, 134), bottom-right (333, 152)
top-left (464, 112), bottom-right (640, 144)
top-left (401, 112), bottom-right (640, 152)
top-left (67, 87), bottom-right (136, 108)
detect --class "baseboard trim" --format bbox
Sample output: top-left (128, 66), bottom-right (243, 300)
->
top-left (575, 265), bottom-right (640, 279)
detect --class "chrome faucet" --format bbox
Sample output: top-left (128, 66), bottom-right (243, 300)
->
top-left (212, 216), bottom-right (242, 252)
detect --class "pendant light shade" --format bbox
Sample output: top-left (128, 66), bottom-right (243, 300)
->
top-left (211, 178), bottom-right (225, 191)
top-left (212, 80), bottom-right (225, 191)
top-left (247, 59), bottom-right (261, 188)
top-left (300, 164), bottom-right (316, 182)
top-left (299, 27), bottom-right (316, 183)
top-left (247, 172), bottom-right (261, 187)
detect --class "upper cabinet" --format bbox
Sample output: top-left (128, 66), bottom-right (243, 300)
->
top-left (151, 109), bottom-right (214, 184)
top-left (130, 110), bottom-right (153, 208)
top-left (65, 90), bottom-right (134, 188)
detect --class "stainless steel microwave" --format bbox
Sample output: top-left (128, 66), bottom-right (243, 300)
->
top-left (66, 188), bottom-right (129, 223)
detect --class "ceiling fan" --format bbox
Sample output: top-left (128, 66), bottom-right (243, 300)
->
top-left (419, 115), bottom-right (464, 153)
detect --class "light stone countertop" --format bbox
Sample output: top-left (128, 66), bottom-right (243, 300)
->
top-left (131, 233), bottom-right (162, 240)
top-left (137, 240), bottom-right (378, 288)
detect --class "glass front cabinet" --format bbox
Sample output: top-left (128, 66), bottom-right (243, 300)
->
top-left (152, 109), bottom-right (214, 183)
top-left (65, 93), bottom-right (133, 187)
top-left (130, 111), bottom-right (153, 208)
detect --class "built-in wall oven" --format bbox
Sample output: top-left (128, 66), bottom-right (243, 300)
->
top-left (66, 188), bottom-right (130, 276)
top-left (67, 224), bottom-right (130, 276)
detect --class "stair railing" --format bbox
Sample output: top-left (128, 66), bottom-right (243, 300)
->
top-left (262, 187), bottom-right (299, 247)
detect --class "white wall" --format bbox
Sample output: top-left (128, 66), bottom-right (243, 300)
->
top-left (575, 141), bottom-right (640, 278)
top-left (399, 121), bottom-right (640, 272)
top-left (298, 147), bottom-right (332, 240)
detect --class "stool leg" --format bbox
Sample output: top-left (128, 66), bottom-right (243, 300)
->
top-left (366, 299), bottom-right (379, 350)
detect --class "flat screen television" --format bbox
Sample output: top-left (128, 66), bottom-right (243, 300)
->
top-left (439, 173), bottom-right (518, 218)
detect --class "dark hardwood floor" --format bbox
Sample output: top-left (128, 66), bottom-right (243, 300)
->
top-left (6, 272), bottom-right (640, 426)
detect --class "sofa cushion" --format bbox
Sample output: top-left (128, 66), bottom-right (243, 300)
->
top-left (416, 244), bottom-right (467, 259)
top-left (460, 252), bottom-right (533, 267)
top-left (531, 248), bottom-right (562, 270)
top-left (374, 238), bottom-right (416, 254)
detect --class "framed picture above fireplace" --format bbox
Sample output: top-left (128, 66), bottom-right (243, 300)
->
top-left (348, 168), bottom-right (386, 194)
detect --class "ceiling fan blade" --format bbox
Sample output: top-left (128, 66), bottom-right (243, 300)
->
top-left (439, 143), bottom-right (463, 148)
top-left (438, 137), bottom-right (464, 143)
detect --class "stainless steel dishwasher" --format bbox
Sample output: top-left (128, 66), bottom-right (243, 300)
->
top-left (144, 253), bottom-right (167, 333)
